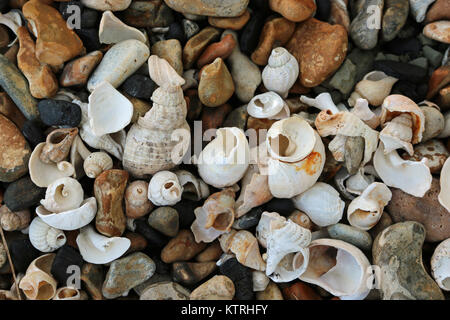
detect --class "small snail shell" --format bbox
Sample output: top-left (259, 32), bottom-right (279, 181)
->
top-left (29, 217), bottom-right (67, 253)
top-left (0, 205), bottom-right (31, 231)
top-left (125, 180), bottom-right (153, 219)
top-left (147, 171), bottom-right (183, 206)
top-left (83, 152), bottom-right (114, 178)
top-left (19, 253), bottom-right (57, 300)
top-left (40, 177), bottom-right (84, 213)
top-left (247, 92), bottom-right (290, 120)
top-left (40, 128), bottom-right (79, 164)
top-left (53, 287), bottom-right (88, 300)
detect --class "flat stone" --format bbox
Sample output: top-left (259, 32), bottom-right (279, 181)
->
top-left (81, 263), bottom-right (105, 300)
top-left (327, 223), bottom-right (373, 251)
top-left (38, 99), bottom-right (81, 127)
top-left (160, 229), bottom-right (206, 263)
top-left (81, 0), bottom-right (131, 11)
top-left (328, 58), bottom-right (356, 95)
top-left (140, 281), bottom-right (190, 300)
top-left (269, 0), bottom-right (316, 22)
top-left (147, 207), bottom-right (179, 237)
top-left (182, 26), bottom-right (220, 69)
top-left (382, 0), bottom-right (409, 42)
top-left (198, 58), bottom-right (234, 107)
top-left (349, 0), bottom-right (382, 50)
top-left (60, 51), bottom-right (103, 87)
top-left (208, 9), bottom-right (250, 30)
top-left (165, 0), bottom-right (249, 17)
top-left (123, 0), bottom-right (174, 28)
top-left (3, 175), bottom-right (45, 211)
top-left (121, 75), bottom-right (157, 100)
top-left (152, 39), bottom-right (183, 75)
top-left (423, 21), bottom-right (450, 44)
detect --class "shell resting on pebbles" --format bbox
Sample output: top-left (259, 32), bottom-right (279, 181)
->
top-left (19, 253), bottom-right (57, 300)
top-left (247, 91), bottom-right (290, 120)
top-left (83, 152), bottom-right (114, 179)
top-left (40, 177), bottom-right (84, 213)
top-left (29, 217), bottom-right (67, 253)
top-left (147, 171), bottom-right (183, 206)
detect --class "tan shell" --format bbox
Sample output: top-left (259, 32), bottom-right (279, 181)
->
top-left (148, 55), bottom-right (185, 88)
top-left (40, 177), bottom-right (84, 214)
top-left (380, 113), bottom-right (415, 155)
top-left (40, 128), bottom-right (78, 164)
top-left (124, 180), bottom-right (153, 219)
top-left (348, 71), bottom-right (398, 107)
top-left (53, 287), bottom-right (87, 300)
top-left (190, 275), bottom-right (235, 300)
top-left (19, 253), bottom-right (57, 300)
top-left (0, 205), bottom-right (30, 231)
top-left (83, 152), bottom-right (113, 179)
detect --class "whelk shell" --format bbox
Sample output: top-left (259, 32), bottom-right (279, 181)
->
top-left (83, 151), bottom-right (114, 179)
top-left (40, 177), bottom-right (84, 214)
top-left (124, 180), bottom-right (153, 219)
top-left (348, 71), bottom-right (398, 107)
top-left (147, 170), bottom-right (183, 206)
top-left (29, 216), bottom-right (66, 252)
top-left (19, 253), bottom-right (57, 300)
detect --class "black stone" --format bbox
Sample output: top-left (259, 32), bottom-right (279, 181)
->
top-left (174, 200), bottom-right (198, 229)
top-left (21, 120), bottom-right (46, 147)
top-left (373, 60), bottom-right (427, 84)
top-left (166, 22), bottom-right (186, 45)
top-left (384, 38), bottom-right (421, 55)
top-left (315, 0), bottom-right (331, 21)
top-left (150, 255), bottom-right (171, 275)
top-left (9, 239), bottom-right (40, 273)
top-left (391, 80), bottom-right (422, 102)
top-left (134, 219), bottom-right (168, 250)
top-left (38, 99), bottom-right (82, 127)
top-left (0, 0), bottom-right (8, 13)
top-left (81, 9), bottom-right (99, 29)
top-left (75, 28), bottom-right (101, 52)
top-left (51, 245), bottom-right (84, 285)
top-left (219, 258), bottom-right (254, 300)
top-left (240, 11), bottom-right (266, 55)
top-left (233, 206), bottom-right (265, 230)
top-left (265, 198), bottom-right (295, 216)
top-left (249, 0), bottom-right (270, 12)
top-left (120, 74), bottom-right (157, 100)
top-left (0, 275), bottom-right (10, 290)
top-left (3, 176), bottom-right (45, 211)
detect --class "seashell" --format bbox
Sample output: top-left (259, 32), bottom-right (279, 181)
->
top-left (182, 69), bottom-right (198, 91)
top-left (373, 142), bottom-right (432, 197)
top-left (0, 10), bottom-right (22, 47)
top-left (219, 229), bottom-right (266, 271)
top-left (348, 71), bottom-right (398, 107)
top-left (380, 113), bottom-right (415, 155)
top-left (175, 170), bottom-right (210, 201)
top-left (262, 47), bottom-right (299, 98)
top-left (438, 157), bottom-right (450, 212)
top-left (124, 180), bottom-right (153, 219)
top-left (191, 188), bottom-right (235, 243)
top-left (253, 271), bottom-right (270, 292)
top-left (292, 182), bottom-right (345, 227)
top-left (76, 225), bottom-right (131, 264)
top-left (0, 205), bottom-right (30, 231)
top-left (247, 92), bottom-right (290, 120)
top-left (300, 92), bottom-right (340, 114)
top-left (19, 253), bottom-right (57, 300)
top-left (256, 211), bottom-right (286, 248)
top-left (431, 238), bottom-right (450, 291)
top-left (265, 116), bottom-right (326, 198)
top-left (36, 197), bottom-right (97, 231)
top-left (345, 167), bottom-right (376, 196)
top-left (88, 81), bottom-right (133, 137)
top-left (40, 128), bottom-right (78, 164)
top-left (29, 217), bottom-right (66, 252)
top-left (29, 142), bottom-right (75, 188)
top-left (53, 287), bottom-right (87, 300)
top-left (410, 0), bottom-right (436, 23)
top-left (300, 238), bottom-right (372, 300)
top-left (350, 98), bottom-right (380, 129)
top-left (83, 152), bottom-right (113, 179)
top-left (235, 164), bottom-right (273, 218)
top-left (148, 55), bottom-right (185, 88)
top-left (122, 85), bottom-right (190, 177)
top-left (40, 177), bottom-right (84, 213)
top-left (197, 127), bottom-right (250, 189)
top-left (70, 135), bottom-right (91, 179)
top-left (437, 110), bottom-right (450, 138)
top-left (99, 10), bottom-right (146, 44)
top-left (347, 182), bottom-right (392, 231)
top-left (147, 171), bottom-right (183, 206)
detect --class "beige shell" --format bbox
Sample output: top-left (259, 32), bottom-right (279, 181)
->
top-left (124, 180), bottom-right (153, 219)
top-left (190, 275), bottom-right (235, 300)
top-left (147, 171), bottom-right (183, 206)
top-left (0, 205), bottom-right (30, 231)
top-left (40, 128), bottom-right (78, 164)
top-left (53, 287), bottom-right (88, 300)
top-left (347, 182), bottom-right (392, 231)
top-left (438, 157), bottom-right (450, 212)
top-left (256, 211), bottom-right (286, 248)
top-left (437, 110), bottom-right (450, 138)
top-left (99, 10), bottom-right (146, 44)
top-left (288, 210), bottom-right (313, 230)
top-left (0, 10), bottom-right (22, 47)
top-left (348, 71), bottom-right (398, 107)
top-left (148, 55), bottom-right (185, 88)
top-left (350, 98), bottom-right (380, 129)
top-left (191, 188), bottom-right (235, 243)
top-left (122, 85), bottom-right (190, 178)
top-left (40, 177), bottom-right (84, 213)
top-left (300, 92), bottom-right (340, 114)
top-left (253, 271), bottom-right (270, 292)
top-left (431, 238), bottom-right (450, 291)
top-left (174, 170), bottom-right (210, 201)
top-left (70, 135), bottom-right (91, 179)
top-left (29, 217), bottom-right (66, 253)
top-left (83, 152), bottom-right (113, 179)
top-left (380, 113), bottom-right (415, 155)
top-left (19, 253), bottom-right (57, 300)
top-left (247, 92), bottom-right (290, 120)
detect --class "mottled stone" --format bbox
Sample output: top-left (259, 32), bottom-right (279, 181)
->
top-left (232, 206), bottom-right (264, 229)
top-left (152, 39), bottom-right (183, 75)
top-left (423, 21), bottom-right (450, 44)
top-left (60, 51), bottom-right (103, 87)
top-left (182, 19), bottom-right (199, 39)
top-left (3, 176), bottom-right (45, 211)
top-left (328, 58), bottom-right (356, 95)
top-left (140, 281), bottom-right (190, 300)
top-left (81, 263), bottom-right (105, 300)
top-left (269, 0), bottom-right (316, 22)
top-left (38, 99), bottom-right (81, 127)
top-left (402, 140), bottom-right (449, 174)
top-left (182, 26), bottom-right (220, 69)
top-left (172, 261), bottom-right (217, 285)
top-left (123, 1), bottom-right (174, 27)
top-left (147, 207), bottom-right (179, 237)
top-left (344, 135), bottom-right (364, 175)
top-left (197, 34), bottom-right (236, 68)
top-left (81, 0), bottom-right (132, 11)
top-left (327, 223), bottom-right (373, 251)
top-left (164, 0), bottom-right (249, 17)
top-left (190, 275), bottom-right (235, 300)
top-left (349, 0), bottom-right (383, 50)
top-left (198, 58), bottom-right (234, 107)
top-left (208, 9), bottom-right (250, 30)
top-left (160, 229), bottom-right (206, 263)
top-left (382, 0), bottom-right (409, 41)
top-left (223, 105), bottom-right (248, 130)
top-left (0, 93), bottom-right (26, 129)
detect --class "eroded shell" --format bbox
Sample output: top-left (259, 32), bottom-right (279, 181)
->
top-left (29, 217), bottom-right (66, 252)
top-left (175, 170), bottom-right (210, 201)
top-left (53, 287), bottom-right (87, 300)
top-left (247, 92), bottom-right (290, 120)
top-left (99, 10), bottom-right (146, 44)
top-left (300, 92), bottom-right (340, 114)
top-left (431, 238), bottom-right (450, 291)
top-left (83, 152), bottom-right (113, 179)
top-left (19, 253), bottom-right (57, 300)
top-left (438, 157), bottom-right (450, 212)
top-left (147, 171), bottom-right (183, 206)
top-left (350, 98), bottom-right (380, 129)
top-left (70, 135), bottom-right (92, 179)
top-left (40, 177), bottom-right (84, 213)
top-left (348, 71), bottom-right (398, 107)
top-left (124, 180), bottom-right (153, 219)
top-left (40, 128), bottom-right (78, 164)
top-left (148, 55), bottom-right (185, 88)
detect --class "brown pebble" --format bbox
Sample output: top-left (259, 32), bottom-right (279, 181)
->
top-left (282, 282), bottom-right (322, 300)
top-left (256, 281), bottom-right (284, 300)
top-left (60, 51), bottom-right (103, 87)
top-left (124, 232), bottom-right (148, 254)
top-left (198, 58), bottom-right (234, 108)
top-left (0, 92), bottom-right (26, 129)
top-left (160, 229), bottom-right (207, 263)
top-left (201, 103), bottom-right (233, 132)
top-left (269, 0), bottom-right (316, 22)
top-left (423, 21), bottom-right (450, 44)
top-left (197, 34), bottom-right (236, 68)
top-left (152, 39), bottom-right (183, 75)
top-left (195, 241), bottom-right (223, 262)
top-left (185, 89), bottom-right (203, 121)
top-left (208, 9), bottom-right (251, 30)
top-left (172, 261), bottom-right (217, 285)
top-left (426, 0), bottom-right (450, 23)
top-left (183, 26), bottom-right (220, 69)
top-left (437, 85), bottom-right (450, 110)
top-left (64, 230), bottom-right (80, 250)
top-left (81, 263), bottom-right (105, 300)
top-left (426, 64), bottom-right (450, 100)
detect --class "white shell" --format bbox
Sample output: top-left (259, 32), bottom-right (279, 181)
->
top-left (262, 47), bottom-right (299, 98)
top-left (147, 171), bottom-right (183, 206)
top-left (29, 143), bottom-right (75, 188)
top-left (345, 168), bottom-right (376, 196)
top-left (347, 182), bottom-right (392, 231)
top-left (300, 92), bottom-right (340, 114)
top-left (410, 0), bottom-right (435, 23)
top-left (197, 127), bottom-right (250, 189)
top-left (36, 197), bottom-right (97, 231)
top-left (247, 92), bottom-right (290, 120)
top-left (148, 55), bottom-right (185, 88)
top-left (292, 182), bottom-right (345, 227)
top-left (175, 170), bottom-right (210, 201)
top-left (29, 217), bottom-right (66, 253)
top-left (348, 71), bottom-right (398, 107)
top-left (83, 152), bottom-right (114, 179)
top-left (300, 238), bottom-right (372, 300)
top-left (0, 10), bottom-right (22, 47)
top-left (99, 10), bottom-right (146, 44)
top-left (438, 157), bottom-right (450, 212)
top-left (76, 225), bottom-right (131, 264)
top-left (256, 211), bottom-right (286, 248)
top-left (373, 142), bottom-right (432, 197)
top-left (380, 113), bottom-right (415, 155)
top-left (253, 271), bottom-right (270, 292)
top-left (431, 238), bottom-right (450, 291)
top-left (40, 177), bottom-right (84, 213)
top-left (53, 287), bottom-right (86, 300)
top-left (350, 98), bottom-right (380, 129)
top-left (70, 135), bottom-right (91, 179)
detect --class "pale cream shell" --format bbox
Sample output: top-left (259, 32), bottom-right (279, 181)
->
top-left (148, 55), bottom-right (185, 88)
top-left (99, 10), bottom-right (146, 44)
top-left (53, 287), bottom-right (87, 300)
top-left (29, 217), bottom-right (67, 253)
top-left (124, 180), bottom-right (153, 218)
top-left (350, 98), bottom-right (380, 129)
top-left (348, 71), bottom-right (398, 107)
top-left (247, 92), bottom-right (290, 120)
top-left (70, 135), bottom-right (92, 179)
top-left (256, 211), bottom-right (286, 248)
top-left (0, 206), bottom-right (30, 231)
top-left (0, 10), bottom-right (22, 47)
top-left (19, 253), bottom-right (57, 300)
top-left (147, 171), bottom-right (183, 206)
top-left (175, 170), bottom-right (210, 201)
top-left (300, 92), bottom-right (340, 114)
top-left (83, 151), bottom-right (114, 179)
top-left (40, 177), bottom-right (84, 213)
top-left (438, 157), bottom-right (450, 212)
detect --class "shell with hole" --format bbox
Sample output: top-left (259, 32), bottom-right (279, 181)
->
top-left (83, 152), bottom-right (113, 179)
top-left (28, 216), bottom-right (67, 252)
top-left (0, 205), bottom-right (30, 231)
top-left (262, 47), bottom-right (299, 98)
top-left (40, 128), bottom-right (78, 164)
top-left (247, 92), bottom-right (290, 120)
top-left (348, 71), bottom-right (398, 107)
top-left (0, 10), bottom-right (22, 47)
top-left (124, 180), bottom-right (153, 219)
top-left (438, 157), bottom-right (450, 212)
top-left (19, 253), bottom-right (57, 300)
top-left (292, 182), bottom-right (345, 227)
top-left (431, 238), bottom-right (450, 291)
top-left (191, 188), bottom-right (235, 243)
top-left (122, 85), bottom-right (190, 178)
top-left (40, 177), bottom-right (84, 213)
top-left (147, 170), bottom-right (183, 206)
top-left (99, 10), bottom-right (146, 44)
top-left (175, 170), bottom-right (210, 201)
top-left (76, 225), bottom-right (131, 264)
top-left (265, 116), bottom-right (326, 198)
top-left (299, 238), bottom-right (372, 300)
top-left (197, 127), bottom-right (250, 189)
top-left (347, 182), bottom-right (392, 231)
top-left (373, 142), bottom-right (432, 197)
top-left (219, 229), bottom-right (266, 271)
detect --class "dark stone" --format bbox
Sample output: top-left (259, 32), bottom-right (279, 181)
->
top-left (75, 28), bottom-right (101, 52)
top-left (0, 0), bottom-right (8, 13)
top-left (249, 0), bottom-right (270, 12)
top-left (391, 80), bottom-right (423, 102)
top-left (174, 200), bottom-right (198, 229)
top-left (134, 219), bottom-right (168, 250)
top-left (172, 261), bottom-right (217, 286)
top-left (51, 245), bottom-right (84, 285)
top-left (81, 9), bottom-right (99, 29)
top-left (373, 60), bottom-right (427, 84)
top-left (232, 206), bottom-right (265, 230)
top-left (151, 255), bottom-right (171, 275)
top-left (120, 74), bottom-right (157, 100)
top-left (384, 37), bottom-right (421, 55)
top-left (9, 239), bottom-right (40, 273)
top-left (122, 0), bottom-right (174, 28)
top-left (3, 176), bottom-right (45, 211)
top-left (59, 1), bottom-right (83, 21)
top-left (0, 275), bottom-right (10, 290)
top-left (38, 99), bottom-right (82, 127)
top-left (265, 198), bottom-right (295, 216)
top-left (240, 11), bottom-right (265, 55)
top-left (219, 257), bottom-right (254, 300)
top-left (315, 0), bottom-right (331, 21)
top-left (166, 22), bottom-right (186, 45)
top-left (21, 120), bottom-right (46, 147)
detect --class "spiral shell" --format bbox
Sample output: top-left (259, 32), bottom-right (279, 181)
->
top-left (175, 170), bottom-right (210, 201)
top-left (19, 253), bottom-right (57, 300)
top-left (40, 177), bottom-right (84, 213)
top-left (147, 171), bottom-right (183, 206)
top-left (247, 92), bottom-right (290, 120)
top-left (29, 217), bottom-right (66, 252)
top-left (348, 71), bottom-right (398, 107)
top-left (83, 152), bottom-right (113, 178)
top-left (40, 128), bottom-right (78, 164)
top-left (0, 205), bottom-right (31, 231)
top-left (124, 180), bottom-right (153, 219)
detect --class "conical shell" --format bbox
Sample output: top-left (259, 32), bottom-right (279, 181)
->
top-left (29, 217), bottom-right (67, 252)
top-left (19, 253), bottom-right (57, 300)
top-left (83, 152), bottom-right (113, 178)
top-left (40, 128), bottom-right (78, 164)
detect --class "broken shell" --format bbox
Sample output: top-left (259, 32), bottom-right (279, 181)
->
top-left (219, 229), bottom-right (266, 271)
top-left (83, 152), bottom-right (113, 179)
top-left (350, 98), bottom-right (380, 129)
top-left (124, 180), bottom-right (153, 219)
top-left (191, 188), bottom-right (235, 243)
top-left (247, 92), bottom-right (290, 120)
top-left (29, 216), bottom-right (67, 253)
top-left (19, 253), bottom-right (57, 300)
top-left (175, 170), bottom-right (210, 201)
top-left (410, 0), bottom-right (435, 23)
top-left (197, 127), bottom-right (250, 189)
top-left (373, 142), bottom-right (432, 197)
top-left (53, 287), bottom-right (86, 300)
top-left (347, 182), bottom-right (392, 231)
top-left (99, 11), bottom-right (146, 44)
top-left (0, 205), bottom-right (30, 231)
top-left (76, 225), bottom-right (131, 265)
top-left (292, 182), bottom-right (345, 227)
top-left (345, 167), bottom-right (377, 196)
top-left (148, 55), bottom-right (185, 88)
top-left (0, 10), bottom-right (22, 47)
top-left (431, 238), bottom-right (450, 291)
top-left (256, 211), bottom-right (286, 248)
top-left (438, 157), bottom-right (450, 212)
top-left (380, 113), bottom-right (415, 156)
top-left (300, 238), bottom-right (371, 300)
top-left (40, 177), bottom-right (84, 213)
top-left (348, 71), bottom-right (398, 107)
top-left (147, 171), bottom-right (183, 206)
top-left (36, 197), bottom-right (97, 231)
top-left (70, 135), bottom-right (91, 179)
top-left (262, 47), bottom-right (299, 98)
top-left (253, 270), bottom-right (270, 292)
top-left (40, 128), bottom-right (78, 164)
top-left (300, 92), bottom-right (340, 114)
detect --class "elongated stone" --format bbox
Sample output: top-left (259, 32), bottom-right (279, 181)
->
top-left (164, 0), bottom-right (249, 17)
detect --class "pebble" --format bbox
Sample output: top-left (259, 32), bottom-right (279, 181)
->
top-left (328, 58), bottom-right (357, 95)
top-left (121, 74), bottom-right (157, 100)
top-left (165, 0), bottom-right (249, 17)
top-left (123, 1), bottom-right (174, 28)
top-left (81, 0), bottom-right (132, 11)
top-left (124, 232), bottom-right (148, 254)
top-left (423, 21), bottom-right (450, 44)
top-left (421, 106), bottom-right (446, 142)
top-left (327, 223), bottom-right (373, 252)
top-left (410, 0), bottom-right (436, 23)
top-left (427, 65), bottom-right (450, 99)
top-left (3, 176), bottom-right (45, 211)
top-left (315, 0), bottom-right (331, 21)
top-left (373, 60), bottom-right (427, 84)
top-left (223, 105), bottom-right (248, 130)
top-left (160, 229), bottom-right (206, 263)
top-left (0, 93), bottom-right (26, 130)
top-left (166, 22), bottom-right (186, 45)
top-left (182, 26), bottom-right (220, 69)
top-left (9, 238), bottom-right (40, 273)
top-left (402, 140), bottom-right (449, 174)
top-left (182, 19), bottom-right (200, 39)
top-left (75, 28), bottom-right (101, 52)
top-left (384, 37), bottom-right (421, 55)
top-left (51, 245), bottom-right (84, 285)
top-left (198, 58), bottom-right (235, 107)
top-left (370, 211), bottom-right (393, 240)
top-left (208, 9), bottom-right (250, 30)
top-left (256, 281), bottom-right (284, 300)
top-left (232, 206), bottom-right (264, 229)
top-left (60, 51), bottom-right (103, 87)
top-left (21, 120), bottom-right (46, 147)
top-left (329, 0), bottom-right (349, 30)
top-left (382, 0), bottom-right (409, 42)
top-left (423, 45), bottom-right (443, 68)
top-left (148, 207), bottom-right (179, 237)
top-left (134, 272), bottom-right (171, 295)
top-left (426, 0), bottom-right (450, 23)
top-left (135, 219), bottom-right (169, 250)
top-left (373, 221), bottom-right (444, 300)
top-left (239, 11), bottom-right (266, 55)
top-left (38, 99), bottom-right (82, 127)
top-left (152, 39), bottom-right (183, 75)
top-left (197, 34), bottom-right (236, 68)
top-left (190, 275), bottom-right (235, 300)
top-left (102, 252), bottom-right (156, 299)
top-left (282, 282), bottom-right (322, 300)
top-left (264, 198), bottom-right (295, 216)
top-left (219, 257), bottom-right (253, 300)
top-left (269, 0), bottom-right (316, 22)
top-left (140, 281), bottom-right (190, 300)
top-left (349, 0), bottom-right (383, 50)
top-left (195, 241), bottom-right (223, 262)
top-left (172, 261), bottom-right (217, 285)
top-left (81, 263), bottom-right (105, 300)
top-left (185, 89), bottom-right (203, 121)
top-left (201, 104), bottom-right (233, 132)
top-left (347, 48), bottom-right (376, 82)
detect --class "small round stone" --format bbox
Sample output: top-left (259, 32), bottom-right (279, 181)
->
top-left (327, 223), bottom-right (373, 251)
top-left (148, 207), bottom-right (179, 237)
